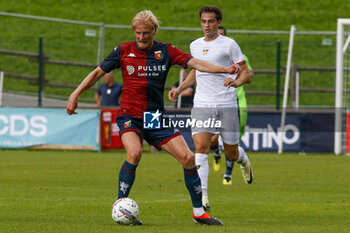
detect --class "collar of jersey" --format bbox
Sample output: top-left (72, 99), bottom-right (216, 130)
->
top-left (134, 40), bottom-right (157, 52)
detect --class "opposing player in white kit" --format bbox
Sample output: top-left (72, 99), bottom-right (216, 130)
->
top-left (169, 6), bottom-right (254, 211)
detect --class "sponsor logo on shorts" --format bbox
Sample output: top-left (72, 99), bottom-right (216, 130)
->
top-left (124, 120), bottom-right (131, 128)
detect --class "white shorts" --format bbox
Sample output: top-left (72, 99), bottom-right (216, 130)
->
top-left (191, 106), bottom-right (239, 145)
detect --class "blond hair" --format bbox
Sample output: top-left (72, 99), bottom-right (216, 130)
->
top-left (132, 10), bottom-right (160, 32)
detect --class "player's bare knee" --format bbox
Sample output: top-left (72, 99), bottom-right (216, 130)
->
top-left (127, 150), bottom-right (142, 164)
top-left (195, 144), bottom-right (210, 154)
top-left (181, 153), bottom-right (195, 168)
top-left (227, 149), bottom-right (239, 161)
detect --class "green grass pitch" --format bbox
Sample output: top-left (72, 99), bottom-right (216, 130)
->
top-left (0, 149), bottom-right (349, 233)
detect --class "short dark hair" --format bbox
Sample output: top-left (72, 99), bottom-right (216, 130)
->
top-left (218, 26), bottom-right (227, 36)
top-left (199, 6), bottom-right (222, 22)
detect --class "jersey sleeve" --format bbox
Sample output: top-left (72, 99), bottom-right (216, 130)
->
top-left (99, 46), bottom-right (121, 73)
top-left (167, 44), bottom-right (192, 68)
top-left (229, 40), bottom-right (245, 65)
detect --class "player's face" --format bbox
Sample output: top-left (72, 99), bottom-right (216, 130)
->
top-left (134, 23), bottom-right (155, 50)
top-left (200, 12), bottom-right (220, 40)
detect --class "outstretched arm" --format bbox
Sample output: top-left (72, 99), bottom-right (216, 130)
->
top-left (187, 57), bottom-right (240, 74)
top-left (168, 69), bottom-right (196, 102)
top-left (66, 66), bottom-right (105, 115)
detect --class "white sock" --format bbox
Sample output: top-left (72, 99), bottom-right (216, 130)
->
top-left (193, 207), bottom-right (205, 217)
top-left (202, 188), bottom-right (209, 207)
top-left (195, 153), bottom-right (209, 190)
top-left (236, 146), bottom-right (247, 164)
top-left (202, 188), bottom-right (208, 197)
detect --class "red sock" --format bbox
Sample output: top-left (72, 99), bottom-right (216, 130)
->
top-left (193, 212), bottom-right (211, 219)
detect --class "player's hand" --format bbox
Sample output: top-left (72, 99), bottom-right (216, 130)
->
top-left (224, 63), bottom-right (241, 74)
top-left (168, 88), bottom-right (180, 102)
top-left (224, 77), bottom-right (243, 88)
top-left (66, 94), bottom-right (78, 115)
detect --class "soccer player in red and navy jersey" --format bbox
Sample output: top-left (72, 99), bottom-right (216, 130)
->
top-left (66, 10), bottom-right (239, 226)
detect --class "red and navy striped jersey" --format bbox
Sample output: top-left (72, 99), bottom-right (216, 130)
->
top-left (99, 41), bottom-right (192, 117)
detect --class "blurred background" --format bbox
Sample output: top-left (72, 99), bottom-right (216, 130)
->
top-left (1, 0), bottom-right (348, 108)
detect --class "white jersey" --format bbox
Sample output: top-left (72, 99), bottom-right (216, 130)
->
top-left (190, 34), bottom-right (245, 107)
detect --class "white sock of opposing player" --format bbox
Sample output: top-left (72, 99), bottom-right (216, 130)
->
top-left (236, 146), bottom-right (247, 164)
top-left (195, 153), bottom-right (209, 190)
top-left (193, 207), bottom-right (205, 217)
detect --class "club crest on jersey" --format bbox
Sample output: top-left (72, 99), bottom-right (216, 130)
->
top-left (124, 120), bottom-right (131, 128)
top-left (203, 49), bottom-right (209, 55)
top-left (154, 50), bottom-right (163, 60)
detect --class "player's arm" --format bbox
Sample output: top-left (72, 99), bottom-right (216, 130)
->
top-left (187, 57), bottom-right (240, 74)
top-left (244, 55), bottom-right (254, 84)
top-left (168, 69), bottom-right (196, 102)
top-left (224, 63), bottom-right (252, 88)
top-left (95, 92), bottom-right (102, 108)
top-left (240, 60), bottom-right (253, 84)
top-left (67, 66), bottom-right (105, 115)
top-left (181, 86), bottom-right (194, 96)
top-left (244, 68), bottom-right (254, 84)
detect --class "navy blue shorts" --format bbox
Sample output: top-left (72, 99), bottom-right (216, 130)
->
top-left (116, 115), bottom-right (182, 150)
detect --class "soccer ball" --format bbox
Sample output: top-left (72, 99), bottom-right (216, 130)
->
top-left (111, 198), bottom-right (139, 225)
